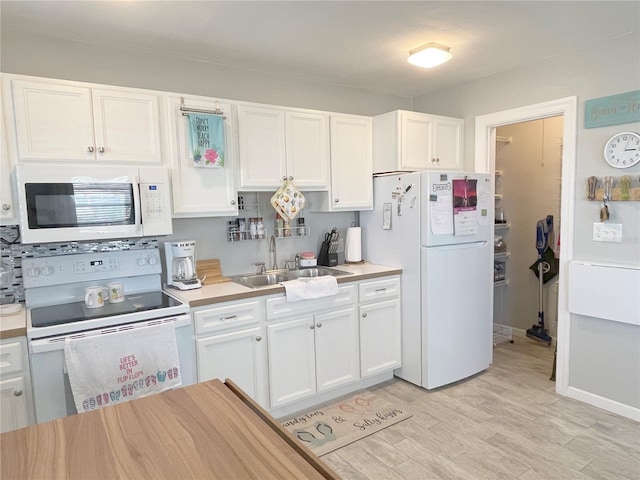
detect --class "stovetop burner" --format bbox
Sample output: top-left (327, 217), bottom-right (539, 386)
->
top-left (30, 291), bottom-right (182, 328)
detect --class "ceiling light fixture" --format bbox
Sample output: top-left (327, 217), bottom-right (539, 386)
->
top-left (407, 42), bottom-right (453, 68)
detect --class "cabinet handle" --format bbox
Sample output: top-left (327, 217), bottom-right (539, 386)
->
top-left (282, 176), bottom-right (287, 181)
top-left (316, 322), bottom-right (322, 328)
top-left (98, 147), bottom-right (105, 153)
top-left (230, 199), bottom-right (236, 205)
top-left (362, 313), bottom-right (367, 318)
top-left (309, 324), bottom-right (315, 329)
top-left (436, 157), bottom-right (440, 163)
top-left (289, 176), bottom-right (293, 181)
top-left (375, 288), bottom-right (387, 293)
top-left (222, 315), bottom-right (238, 321)
top-left (2, 204), bottom-right (10, 211)
top-left (256, 336), bottom-right (262, 342)
top-left (87, 146), bottom-right (95, 153)
top-left (13, 389), bottom-right (23, 397)
top-left (334, 198), bottom-right (340, 203)
top-left (431, 157), bottom-right (436, 163)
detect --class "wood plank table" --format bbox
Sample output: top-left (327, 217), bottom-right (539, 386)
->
top-left (1, 379), bottom-right (340, 480)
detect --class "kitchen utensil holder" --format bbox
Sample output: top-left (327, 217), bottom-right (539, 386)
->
top-left (317, 241), bottom-right (338, 267)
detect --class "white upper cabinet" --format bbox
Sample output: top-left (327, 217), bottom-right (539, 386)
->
top-left (9, 77), bottom-right (163, 164)
top-left (237, 104), bottom-right (329, 190)
top-left (166, 95), bottom-right (238, 217)
top-left (1, 87), bottom-right (17, 225)
top-left (373, 110), bottom-right (463, 173)
top-left (309, 114), bottom-right (373, 211)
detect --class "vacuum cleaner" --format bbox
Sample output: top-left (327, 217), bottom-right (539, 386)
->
top-left (526, 216), bottom-right (554, 346)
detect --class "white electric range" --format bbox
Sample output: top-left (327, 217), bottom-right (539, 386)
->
top-left (23, 248), bottom-right (195, 424)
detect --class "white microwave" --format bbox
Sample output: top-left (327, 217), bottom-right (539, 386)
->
top-left (15, 164), bottom-right (173, 244)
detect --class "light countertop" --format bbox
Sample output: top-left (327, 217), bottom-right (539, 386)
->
top-left (0, 263), bottom-right (402, 335)
top-left (0, 307), bottom-right (27, 339)
top-left (167, 262), bottom-right (402, 308)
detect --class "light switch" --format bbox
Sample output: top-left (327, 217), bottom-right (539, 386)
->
top-left (593, 223), bottom-right (622, 243)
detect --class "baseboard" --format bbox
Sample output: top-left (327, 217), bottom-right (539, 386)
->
top-left (270, 371), bottom-right (394, 420)
top-left (566, 386), bottom-right (640, 422)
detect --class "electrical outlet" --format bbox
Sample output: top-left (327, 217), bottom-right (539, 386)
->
top-left (593, 223), bottom-right (622, 242)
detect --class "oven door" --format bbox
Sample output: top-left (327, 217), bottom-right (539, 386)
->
top-left (29, 315), bottom-right (195, 424)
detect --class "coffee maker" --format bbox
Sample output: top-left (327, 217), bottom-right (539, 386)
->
top-left (164, 241), bottom-right (201, 290)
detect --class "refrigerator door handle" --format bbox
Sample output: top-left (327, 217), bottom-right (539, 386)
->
top-left (427, 241), bottom-right (488, 251)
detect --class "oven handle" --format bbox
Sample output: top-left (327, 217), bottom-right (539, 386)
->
top-left (30, 314), bottom-right (191, 354)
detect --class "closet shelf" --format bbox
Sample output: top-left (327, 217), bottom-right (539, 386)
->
top-left (494, 251), bottom-right (510, 260)
top-left (494, 223), bottom-right (511, 230)
top-left (494, 280), bottom-right (509, 287)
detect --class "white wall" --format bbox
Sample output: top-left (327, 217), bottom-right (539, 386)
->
top-left (413, 31), bottom-right (640, 414)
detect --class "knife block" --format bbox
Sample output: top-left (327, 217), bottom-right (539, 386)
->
top-left (317, 241), bottom-right (338, 267)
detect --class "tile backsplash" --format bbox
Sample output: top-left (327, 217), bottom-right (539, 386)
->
top-left (0, 225), bottom-right (158, 305)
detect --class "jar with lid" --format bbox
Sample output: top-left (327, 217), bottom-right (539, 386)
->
top-left (249, 218), bottom-right (257, 239)
top-left (256, 217), bottom-right (265, 239)
top-left (296, 217), bottom-right (306, 236)
top-left (228, 220), bottom-right (240, 242)
top-left (237, 217), bottom-right (247, 240)
top-left (275, 213), bottom-right (284, 237)
top-left (283, 217), bottom-right (291, 237)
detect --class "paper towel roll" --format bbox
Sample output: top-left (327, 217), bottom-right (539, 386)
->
top-left (345, 227), bottom-right (362, 262)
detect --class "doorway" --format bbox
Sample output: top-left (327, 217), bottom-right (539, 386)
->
top-left (475, 97), bottom-right (578, 397)
top-left (494, 117), bottom-right (563, 341)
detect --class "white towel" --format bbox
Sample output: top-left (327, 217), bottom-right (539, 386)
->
top-left (281, 276), bottom-right (339, 302)
top-left (64, 322), bottom-right (181, 414)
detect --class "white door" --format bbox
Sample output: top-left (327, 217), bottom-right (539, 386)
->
top-left (329, 115), bottom-right (373, 210)
top-left (11, 79), bottom-right (95, 162)
top-left (0, 376), bottom-right (30, 433)
top-left (421, 242), bottom-right (492, 389)
top-left (267, 316), bottom-right (316, 407)
top-left (433, 117), bottom-right (463, 171)
top-left (314, 307), bottom-right (360, 392)
top-left (195, 326), bottom-right (267, 407)
top-left (166, 95), bottom-right (238, 216)
top-left (91, 88), bottom-right (163, 164)
top-left (359, 299), bottom-right (402, 378)
top-left (401, 111), bottom-right (434, 170)
top-left (285, 111), bottom-right (329, 189)
top-left (237, 105), bottom-right (286, 189)
top-left (1, 94), bottom-right (16, 224)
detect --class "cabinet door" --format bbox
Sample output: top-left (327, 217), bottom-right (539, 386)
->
top-left (91, 88), bottom-right (163, 164)
top-left (432, 117), bottom-right (463, 171)
top-left (314, 307), bottom-right (360, 392)
top-left (400, 111), bottom-right (434, 170)
top-left (11, 79), bottom-right (95, 162)
top-left (329, 115), bottom-right (373, 210)
top-left (1, 93), bottom-right (16, 224)
top-left (196, 326), bottom-right (267, 408)
top-left (0, 376), bottom-right (29, 433)
top-left (166, 96), bottom-right (238, 216)
top-left (267, 316), bottom-right (316, 408)
top-left (359, 299), bottom-right (401, 377)
top-left (237, 105), bottom-right (286, 189)
top-left (285, 111), bottom-right (329, 189)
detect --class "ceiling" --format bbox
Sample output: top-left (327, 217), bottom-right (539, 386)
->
top-left (1, 1), bottom-right (639, 98)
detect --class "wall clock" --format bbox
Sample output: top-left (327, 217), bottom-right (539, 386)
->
top-left (603, 131), bottom-right (640, 168)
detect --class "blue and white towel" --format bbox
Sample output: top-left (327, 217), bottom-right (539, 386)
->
top-left (187, 113), bottom-right (225, 168)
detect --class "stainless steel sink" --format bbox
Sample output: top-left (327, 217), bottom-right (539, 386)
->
top-left (230, 267), bottom-right (352, 289)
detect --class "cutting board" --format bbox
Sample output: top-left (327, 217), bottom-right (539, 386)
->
top-left (196, 259), bottom-right (230, 285)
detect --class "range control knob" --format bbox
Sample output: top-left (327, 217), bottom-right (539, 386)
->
top-left (137, 257), bottom-right (148, 266)
top-left (147, 256), bottom-right (158, 266)
top-left (27, 267), bottom-right (40, 277)
top-left (40, 266), bottom-right (54, 276)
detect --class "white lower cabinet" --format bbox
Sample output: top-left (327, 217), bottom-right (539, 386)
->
top-left (0, 337), bottom-right (34, 433)
top-left (193, 298), bottom-right (268, 408)
top-left (196, 326), bottom-right (267, 407)
top-left (358, 277), bottom-right (402, 377)
top-left (267, 306), bottom-right (359, 408)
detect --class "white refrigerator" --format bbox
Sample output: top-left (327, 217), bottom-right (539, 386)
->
top-left (361, 171), bottom-right (493, 389)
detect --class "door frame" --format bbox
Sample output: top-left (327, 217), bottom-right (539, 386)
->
top-left (474, 96), bottom-right (577, 396)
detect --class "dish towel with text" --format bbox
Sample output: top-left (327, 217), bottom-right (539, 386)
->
top-left (281, 276), bottom-right (339, 302)
top-left (64, 322), bottom-right (181, 414)
top-left (187, 112), bottom-right (225, 168)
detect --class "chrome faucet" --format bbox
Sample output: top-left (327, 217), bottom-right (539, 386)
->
top-left (255, 262), bottom-right (266, 274)
top-left (269, 235), bottom-right (278, 270)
